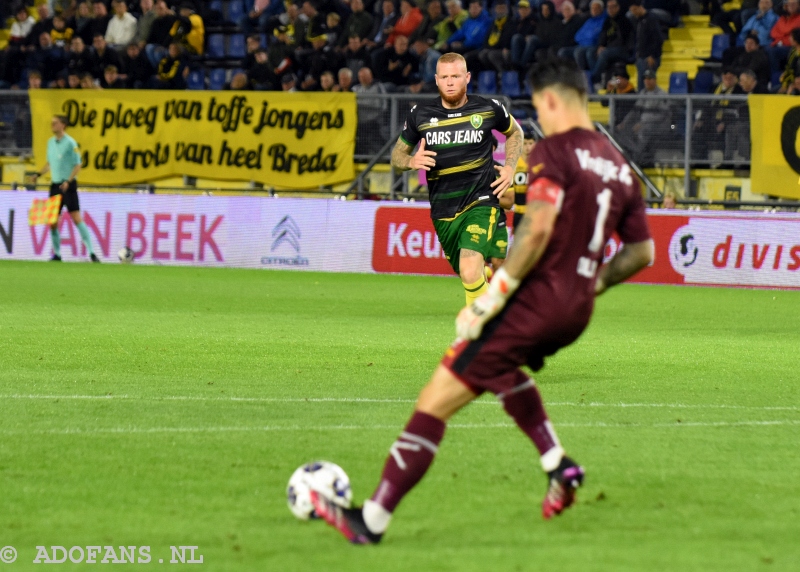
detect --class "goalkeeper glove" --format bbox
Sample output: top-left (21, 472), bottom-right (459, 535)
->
top-left (455, 267), bottom-right (520, 340)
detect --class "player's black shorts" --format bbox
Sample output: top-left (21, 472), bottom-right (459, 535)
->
top-left (49, 181), bottom-right (79, 212)
top-left (441, 289), bottom-right (592, 395)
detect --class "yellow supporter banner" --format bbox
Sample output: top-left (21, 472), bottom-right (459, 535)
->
top-left (750, 95), bottom-right (800, 200)
top-left (29, 90), bottom-right (356, 189)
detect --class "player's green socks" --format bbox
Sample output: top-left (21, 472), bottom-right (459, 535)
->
top-left (463, 276), bottom-right (488, 306)
top-left (76, 221), bottom-right (95, 256)
top-left (50, 227), bottom-right (61, 257)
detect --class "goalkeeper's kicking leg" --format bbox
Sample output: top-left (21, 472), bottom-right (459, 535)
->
top-left (311, 363), bottom-right (582, 543)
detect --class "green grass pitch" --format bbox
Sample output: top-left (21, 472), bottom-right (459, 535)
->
top-left (0, 260), bottom-right (798, 571)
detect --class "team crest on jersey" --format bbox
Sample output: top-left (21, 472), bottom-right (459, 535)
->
top-left (430, 117), bottom-right (439, 125)
top-left (470, 114), bottom-right (483, 129)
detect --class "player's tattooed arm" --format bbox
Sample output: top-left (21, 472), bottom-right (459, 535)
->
top-left (502, 200), bottom-right (558, 280)
top-left (503, 119), bottom-right (524, 169)
top-left (491, 119), bottom-right (523, 196)
top-left (391, 138), bottom-right (437, 171)
top-left (391, 139), bottom-right (415, 171)
top-left (595, 240), bottom-right (654, 295)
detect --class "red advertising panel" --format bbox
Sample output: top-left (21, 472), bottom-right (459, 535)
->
top-left (372, 206), bottom-right (453, 275)
top-left (372, 207), bottom-right (800, 289)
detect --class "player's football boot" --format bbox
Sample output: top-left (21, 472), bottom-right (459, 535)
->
top-left (90, 253), bottom-right (100, 263)
top-left (50, 254), bottom-right (62, 262)
top-left (310, 491), bottom-right (383, 545)
top-left (542, 456), bottom-right (585, 519)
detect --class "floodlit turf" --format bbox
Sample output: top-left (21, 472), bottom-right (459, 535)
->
top-left (0, 260), bottom-right (798, 571)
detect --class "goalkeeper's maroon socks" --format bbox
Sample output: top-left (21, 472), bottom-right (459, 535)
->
top-left (367, 411), bottom-right (445, 526)
top-left (499, 374), bottom-right (565, 471)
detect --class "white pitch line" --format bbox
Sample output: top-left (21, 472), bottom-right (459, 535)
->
top-left (1, 394), bottom-right (799, 412)
top-left (0, 419), bottom-right (799, 436)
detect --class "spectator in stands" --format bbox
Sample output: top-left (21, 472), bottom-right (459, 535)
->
top-left (739, 67), bottom-right (767, 93)
top-left (338, 0), bottom-right (375, 49)
top-left (105, 0), bottom-right (137, 49)
top-left (149, 41), bottom-right (187, 88)
top-left (642, 0), bottom-right (681, 28)
top-left (738, 0), bottom-right (778, 47)
top-left (268, 25), bottom-right (297, 79)
top-left (29, 31), bottom-right (67, 86)
top-left (614, 68), bottom-right (670, 163)
top-left (67, 72), bottom-right (81, 88)
top-left (341, 34), bottom-right (368, 75)
top-left (301, 0), bottom-right (328, 44)
top-left (249, 47), bottom-right (279, 89)
top-left (67, 36), bottom-right (92, 75)
top-left (80, 71), bottom-right (99, 88)
top-left (722, 69), bottom-right (762, 161)
top-left (171, 2), bottom-right (204, 55)
top-left (530, 1), bottom-right (563, 63)
top-left (145, 0), bottom-right (177, 67)
top-left (241, 0), bottom-right (278, 34)
top-left (387, 0), bottom-right (424, 46)
top-left (274, 2), bottom-right (305, 48)
top-left (134, 0), bottom-right (156, 48)
top-left (476, 0), bottom-right (515, 75)
top-left (28, 70), bottom-right (43, 89)
top-left (786, 74), bottom-right (800, 93)
top-left (589, 0), bottom-right (633, 85)
top-left (10, 5), bottom-right (36, 46)
top-left (353, 66), bottom-right (388, 155)
top-left (409, 0), bottom-right (444, 45)
top-left (629, 0), bottom-right (662, 89)
top-left (661, 191), bottom-right (677, 208)
top-left (26, 4), bottom-right (54, 49)
top-left (102, 64), bottom-right (126, 87)
top-left (326, 12), bottom-right (344, 47)
top-left (281, 72), bottom-right (298, 91)
top-left (229, 73), bottom-right (250, 90)
top-left (90, 33), bottom-right (121, 79)
top-left (768, 0), bottom-right (800, 74)
top-left (549, 2), bottom-right (584, 62)
top-left (408, 36), bottom-right (440, 91)
top-left (50, 14), bottom-right (74, 49)
top-left (691, 66), bottom-right (741, 161)
top-left (366, 0), bottom-right (398, 49)
top-left (4, 5), bottom-right (36, 87)
top-left (563, 0), bottom-right (606, 67)
top-left (319, 69), bottom-right (337, 90)
top-left (375, 33), bottom-right (417, 89)
top-left (73, 1), bottom-right (95, 46)
top-left (52, 0), bottom-right (77, 19)
top-left (712, 0), bottom-right (757, 41)
top-left (509, 0), bottom-right (537, 69)
top-left (89, 0), bottom-right (112, 40)
top-left (441, 0), bottom-right (492, 56)
top-left (778, 28), bottom-right (800, 92)
top-left (730, 32), bottom-right (771, 86)
top-left (605, 63), bottom-right (635, 93)
top-left (242, 34), bottom-right (262, 70)
top-left (301, 35), bottom-right (344, 90)
top-left (433, 0), bottom-right (467, 50)
top-left (121, 41), bottom-right (153, 87)
top-left (333, 67), bottom-right (355, 90)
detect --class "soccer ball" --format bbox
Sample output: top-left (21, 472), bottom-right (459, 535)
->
top-left (118, 247), bottom-right (134, 263)
top-left (286, 461), bottom-right (352, 520)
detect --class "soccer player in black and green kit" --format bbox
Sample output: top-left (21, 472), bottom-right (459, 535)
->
top-left (391, 52), bottom-right (524, 305)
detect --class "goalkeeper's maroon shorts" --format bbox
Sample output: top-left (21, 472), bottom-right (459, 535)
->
top-left (441, 287), bottom-right (592, 396)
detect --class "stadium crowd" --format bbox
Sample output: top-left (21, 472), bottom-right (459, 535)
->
top-left (1, 0), bottom-right (798, 93)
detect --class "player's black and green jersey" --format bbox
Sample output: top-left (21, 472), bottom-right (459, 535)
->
top-left (399, 95), bottom-right (515, 220)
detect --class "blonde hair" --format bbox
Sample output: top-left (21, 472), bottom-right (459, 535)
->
top-left (437, 52), bottom-right (466, 67)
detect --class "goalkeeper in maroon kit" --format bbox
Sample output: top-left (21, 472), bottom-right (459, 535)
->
top-left (312, 58), bottom-right (655, 544)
